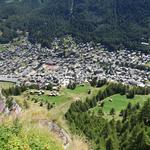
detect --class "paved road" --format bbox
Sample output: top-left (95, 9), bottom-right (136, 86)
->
top-left (0, 75), bottom-right (18, 83)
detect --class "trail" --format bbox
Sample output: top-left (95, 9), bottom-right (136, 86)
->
top-left (39, 119), bottom-right (71, 150)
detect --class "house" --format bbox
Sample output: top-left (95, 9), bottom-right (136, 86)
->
top-left (48, 91), bottom-right (59, 97)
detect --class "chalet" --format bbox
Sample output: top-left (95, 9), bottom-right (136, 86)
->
top-left (48, 91), bottom-right (59, 97)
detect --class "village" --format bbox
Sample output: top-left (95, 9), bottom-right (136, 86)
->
top-left (0, 36), bottom-right (150, 88)
top-left (0, 37), bottom-right (150, 150)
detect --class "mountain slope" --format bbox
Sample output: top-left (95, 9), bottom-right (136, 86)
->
top-left (0, 0), bottom-right (150, 50)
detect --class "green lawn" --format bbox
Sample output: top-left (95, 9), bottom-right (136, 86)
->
top-left (103, 94), bottom-right (149, 113)
top-left (90, 94), bottom-right (150, 115)
top-left (63, 85), bottom-right (90, 94)
top-left (33, 94), bottom-right (72, 105)
top-left (0, 81), bottom-right (14, 89)
top-left (24, 84), bottom-right (107, 132)
top-left (31, 84), bottom-right (106, 106)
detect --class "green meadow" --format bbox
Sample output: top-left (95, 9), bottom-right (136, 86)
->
top-left (90, 94), bottom-right (150, 118)
top-left (0, 81), bottom-right (14, 89)
top-left (32, 84), bottom-right (106, 106)
top-left (103, 94), bottom-right (149, 113)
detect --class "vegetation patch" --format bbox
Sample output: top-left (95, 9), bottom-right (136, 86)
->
top-left (0, 81), bottom-right (14, 89)
top-left (145, 61), bottom-right (150, 67)
top-left (0, 120), bottom-right (63, 150)
top-left (65, 82), bottom-right (150, 149)
top-left (33, 94), bottom-right (71, 106)
top-left (29, 84), bottom-right (106, 106)
top-left (103, 94), bottom-right (149, 113)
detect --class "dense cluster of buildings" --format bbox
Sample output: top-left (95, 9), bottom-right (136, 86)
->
top-left (0, 37), bottom-right (150, 88)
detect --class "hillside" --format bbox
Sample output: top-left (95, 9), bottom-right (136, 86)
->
top-left (0, 0), bottom-right (150, 51)
top-left (65, 82), bottom-right (150, 149)
top-left (0, 81), bottom-right (150, 149)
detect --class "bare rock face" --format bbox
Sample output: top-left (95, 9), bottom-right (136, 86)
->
top-left (10, 100), bottom-right (22, 116)
top-left (0, 100), bottom-right (5, 113)
top-left (49, 121), bottom-right (71, 147)
top-left (0, 90), bottom-right (6, 113)
top-left (39, 119), bottom-right (71, 149)
top-left (0, 90), bottom-right (22, 117)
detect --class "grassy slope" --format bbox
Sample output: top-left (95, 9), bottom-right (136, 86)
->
top-left (27, 84), bottom-right (106, 132)
top-left (0, 81), bottom-right (14, 89)
top-left (90, 94), bottom-right (150, 120)
top-left (12, 83), bottom-right (102, 150)
top-left (32, 84), bottom-right (105, 106)
top-left (0, 82), bottom-right (63, 150)
top-left (1, 105), bottom-right (63, 150)
top-left (4, 82), bottom-right (150, 149)
top-left (102, 94), bottom-right (149, 113)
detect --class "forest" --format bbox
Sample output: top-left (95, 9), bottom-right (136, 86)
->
top-left (0, 0), bottom-right (150, 51)
top-left (65, 82), bottom-right (150, 149)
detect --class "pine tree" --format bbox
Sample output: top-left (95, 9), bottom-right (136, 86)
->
top-left (126, 89), bottom-right (135, 99)
top-left (127, 102), bottom-right (132, 110)
top-left (136, 131), bottom-right (150, 150)
top-left (47, 103), bottom-right (51, 110)
top-left (110, 108), bottom-right (116, 116)
top-left (119, 109), bottom-right (124, 116)
top-left (128, 130), bottom-right (150, 150)
top-left (106, 137), bottom-right (114, 150)
top-left (139, 99), bottom-right (150, 125)
top-left (136, 102), bottom-right (140, 109)
top-left (116, 120), bottom-right (122, 133)
top-left (102, 123), bottom-right (111, 139)
top-left (14, 86), bottom-right (21, 96)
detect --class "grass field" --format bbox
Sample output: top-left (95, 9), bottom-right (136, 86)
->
top-left (0, 81), bottom-right (14, 89)
top-left (12, 84), bottom-right (106, 133)
top-left (31, 84), bottom-right (106, 106)
top-left (102, 94), bottom-right (149, 113)
top-left (90, 94), bottom-right (150, 119)
top-left (33, 94), bottom-right (72, 105)
top-left (12, 84), bottom-right (96, 150)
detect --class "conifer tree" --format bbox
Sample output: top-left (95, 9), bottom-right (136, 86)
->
top-left (110, 108), bottom-right (116, 115)
top-left (106, 137), bottom-right (114, 150)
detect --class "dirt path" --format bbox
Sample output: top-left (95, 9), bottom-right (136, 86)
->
top-left (39, 119), bottom-right (71, 149)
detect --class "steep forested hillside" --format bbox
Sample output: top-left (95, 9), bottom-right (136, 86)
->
top-left (0, 0), bottom-right (150, 50)
top-left (65, 82), bottom-right (150, 149)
